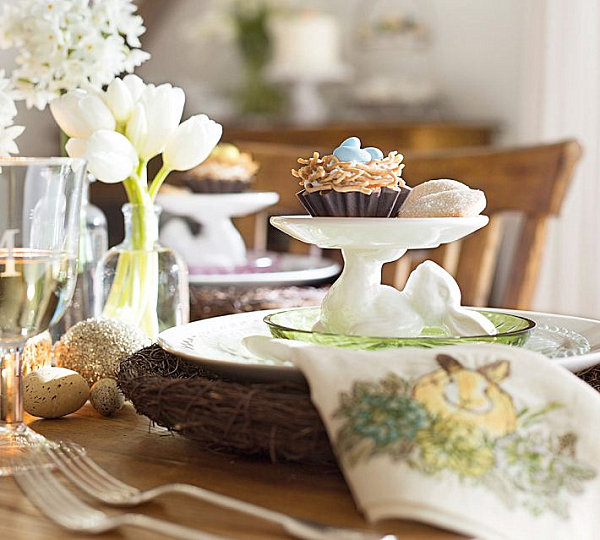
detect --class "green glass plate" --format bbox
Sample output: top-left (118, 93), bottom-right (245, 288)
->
top-left (264, 307), bottom-right (535, 350)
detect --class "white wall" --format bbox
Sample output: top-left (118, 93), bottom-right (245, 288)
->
top-left (138, 0), bottom-right (527, 142)
top-left (2, 0), bottom-right (527, 155)
top-left (429, 0), bottom-right (526, 142)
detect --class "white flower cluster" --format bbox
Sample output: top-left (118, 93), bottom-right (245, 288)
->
top-left (0, 70), bottom-right (24, 157)
top-left (0, 0), bottom-right (150, 110)
top-left (51, 75), bottom-right (223, 185)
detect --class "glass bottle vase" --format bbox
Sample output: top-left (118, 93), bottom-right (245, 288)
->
top-left (95, 203), bottom-right (189, 339)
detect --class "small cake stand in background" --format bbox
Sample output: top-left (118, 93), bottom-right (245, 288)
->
top-left (156, 193), bottom-right (341, 311)
top-left (267, 11), bottom-right (351, 125)
top-left (158, 191), bottom-right (279, 269)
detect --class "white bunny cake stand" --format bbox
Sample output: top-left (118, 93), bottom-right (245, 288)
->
top-left (269, 215), bottom-right (489, 335)
top-left (157, 191), bottom-right (280, 270)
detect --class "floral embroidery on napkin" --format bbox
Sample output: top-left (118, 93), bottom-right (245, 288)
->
top-left (333, 353), bottom-right (596, 518)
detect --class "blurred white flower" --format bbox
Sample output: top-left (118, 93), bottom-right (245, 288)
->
top-left (163, 114), bottom-right (223, 171)
top-left (0, 70), bottom-right (23, 157)
top-left (125, 83), bottom-right (185, 161)
top-left (66, 129), bottom-right (138, 184)
top-left (0, 124), bottom-right (25, 157)
top-left (50, 90), bottom-right (115, 139)
top-left (0, 0), bottom-right (150, 110)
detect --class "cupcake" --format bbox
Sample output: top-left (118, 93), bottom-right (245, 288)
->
top-left (292, 137), bottom-right (410, 217)
top-left (185, 143), bottom-right (259, 193)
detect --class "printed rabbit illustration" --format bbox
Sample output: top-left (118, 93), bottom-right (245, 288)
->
top-left (412, 353), bottom-right (517, 437)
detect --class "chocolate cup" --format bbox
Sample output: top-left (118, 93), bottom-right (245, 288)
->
top-left (185, 178), bottom-right (252, 194)
top-left (391, 186), bottom-right (412, 215)
top-left (297, 187), bottom-right (409, 217)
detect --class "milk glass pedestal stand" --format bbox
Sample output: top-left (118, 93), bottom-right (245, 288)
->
top-left (270, 215), bottom-right (489, 328)
top-left (157, 191), bottom-right (279, 269)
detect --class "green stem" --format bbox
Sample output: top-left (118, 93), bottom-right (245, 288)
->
top-left (148, 164), bottom-right (172, 201)
top-left (101, 162), bottom-right (160, 338)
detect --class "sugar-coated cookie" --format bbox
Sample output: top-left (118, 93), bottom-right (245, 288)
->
top-left (397, 178), bottom-right (486, 217)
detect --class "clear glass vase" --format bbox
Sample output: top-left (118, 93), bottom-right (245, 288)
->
top-left (52, 175), bottom-right (108, 338)
top-left (95, 203), bottom-right (189, 339)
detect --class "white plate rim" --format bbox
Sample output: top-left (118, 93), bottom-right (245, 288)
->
top-left (158, 307), bottom-right (600, 379)
top-left (188, 254), bottom-right (341, 285)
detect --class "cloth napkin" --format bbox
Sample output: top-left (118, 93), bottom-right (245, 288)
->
top-left (244, 337), bottom-right (600, 540)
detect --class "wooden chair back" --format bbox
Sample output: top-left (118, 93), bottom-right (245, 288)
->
top-left (391, 140), bottom-right (582, 309)
top-left (233, 141), bottom-right (312, 254)
top-left (234, 139), bottom-right (581, 310)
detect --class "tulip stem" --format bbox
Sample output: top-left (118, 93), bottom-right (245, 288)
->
top-left (102, 166), bottom-right (161, 338)
top-left (148, 164), bottom-right (171, 201)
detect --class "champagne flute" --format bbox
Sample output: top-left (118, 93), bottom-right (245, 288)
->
top-left (0, 157), bottom-right (85, 475)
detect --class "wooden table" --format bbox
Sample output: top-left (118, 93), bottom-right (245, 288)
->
top-left (0, 403), bottom-right (465, 540)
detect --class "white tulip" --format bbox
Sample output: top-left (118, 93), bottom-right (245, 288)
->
top-left (72, 130), bottom-right (138, 184)
top-left (64, 137), bottom-right (87, 159)
top-left (50, 89), bottom-right (115, 139)
top-left (125, 103), bottom-right (147, 155)
top-left (163, 114), bottom-right (223, 171)
top-left (104, 78), bottom-right (134, 123)
top-left (122, 74), bottom-right (146, 103)
top-left (125, 83), bottom-right (185, 160)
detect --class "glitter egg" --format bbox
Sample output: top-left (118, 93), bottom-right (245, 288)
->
top-left (90, 378), bottom-right (125, 416)
top-left (54, 318), bottom-right (152, 386)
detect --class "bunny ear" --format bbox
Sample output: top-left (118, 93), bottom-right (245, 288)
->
top-left (479, 360), bottom-right (511, 383)
top-left (436, 354), bottom-right (463, 373)
top-left (445, 305), bottom-right (497, 337)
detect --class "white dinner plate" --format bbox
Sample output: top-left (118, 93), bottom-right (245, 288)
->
top-left (188, 252), bottom-right (340, 286)
top-left (157, 308), bottom-right (600, 382)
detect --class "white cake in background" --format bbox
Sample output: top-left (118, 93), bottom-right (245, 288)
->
top-left (268, 11), bottom-right (348, 81)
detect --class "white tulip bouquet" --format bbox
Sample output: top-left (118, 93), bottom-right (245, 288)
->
top-left (50, 75), bottom-right (223, 336)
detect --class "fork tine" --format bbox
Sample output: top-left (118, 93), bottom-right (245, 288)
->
top-left (47, 443), bottom-right (121, 494)
top-left (63, 442), bottom-right (135, 491)
top-left (26, 452), bottom-right (98, 516)
top-left (15, 448), bottom-right (230, 540)
top-left (14, 451), bottom-right (103, 527)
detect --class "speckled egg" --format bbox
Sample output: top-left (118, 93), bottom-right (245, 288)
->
top-left (54, 318), bottom-right (151, 386)
top-left (89, 378), bottom-right (124, 417)
top-left (23, 367), bottom-right (90, 419)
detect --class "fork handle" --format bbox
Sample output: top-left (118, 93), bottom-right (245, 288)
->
top-left (148, 484), bottom-right (385, 540)
top-left (120, 513), bottom-right (231, 540)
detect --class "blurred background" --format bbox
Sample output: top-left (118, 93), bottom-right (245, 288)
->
top-left (2, 0), bottom-right (599, 319)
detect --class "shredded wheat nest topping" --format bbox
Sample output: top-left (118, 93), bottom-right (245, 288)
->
top-left (292, 151), bottom-right (406, 195)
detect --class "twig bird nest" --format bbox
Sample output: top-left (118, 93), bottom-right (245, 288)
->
top-left (117, 344), bottom-right (336, 464)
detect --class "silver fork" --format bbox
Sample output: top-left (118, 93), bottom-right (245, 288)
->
top-left (13, 451), bottom-right (230, 540)
top-left (45, 442), bottom-right (396, 540)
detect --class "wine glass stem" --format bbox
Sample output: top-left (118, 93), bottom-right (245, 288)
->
top-left (0, 346), bottom-right (24, 426)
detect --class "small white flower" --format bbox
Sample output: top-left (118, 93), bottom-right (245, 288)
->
top-left (0, 0), bottom-right (151, 109)
top-left (0, 69), bottom-right (23, 156)
top-left (0, 124), bottom-right (24, 157)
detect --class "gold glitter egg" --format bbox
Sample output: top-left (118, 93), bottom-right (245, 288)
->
top-left (54, 318), bottom-right (152, 386)
top-left (90, 378), bottom-right (125, 417)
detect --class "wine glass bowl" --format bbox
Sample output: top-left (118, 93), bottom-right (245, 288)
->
top-left (0, 157), bottom-right (86, 474)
